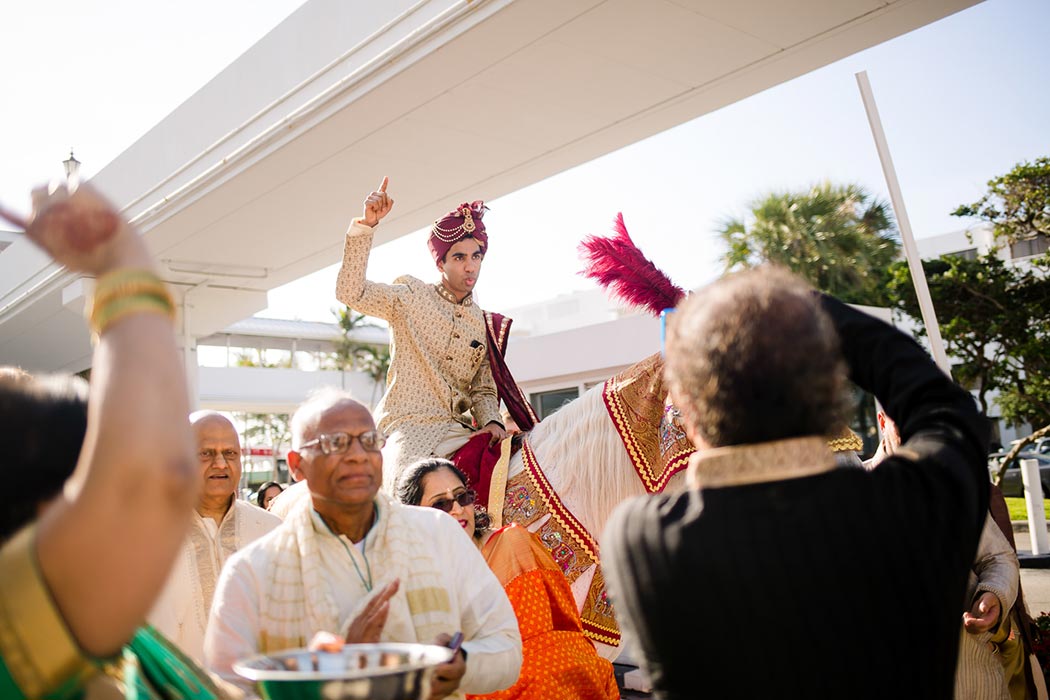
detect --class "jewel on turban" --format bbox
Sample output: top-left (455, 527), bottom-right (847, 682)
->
top-left (428, 201), bottom-right (489, 264)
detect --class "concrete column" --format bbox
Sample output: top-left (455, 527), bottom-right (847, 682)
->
top-left (183, 336), bottom-right (199, 412)
top-left (179, 282), bottom-right (208, 412)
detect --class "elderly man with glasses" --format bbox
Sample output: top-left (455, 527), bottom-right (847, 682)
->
top-left (204, 388), bottom-right (521, 700)
top-left (149, 411), bottom-right (281, 660)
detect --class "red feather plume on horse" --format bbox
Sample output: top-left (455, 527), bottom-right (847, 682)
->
top-left (578, 213), bottom-right (685, 316)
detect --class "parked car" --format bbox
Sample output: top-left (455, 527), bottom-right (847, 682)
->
top-left (1007, 437), bottom-right (1050, 455)
top-left (990, 451), bottom-right (1050, 498)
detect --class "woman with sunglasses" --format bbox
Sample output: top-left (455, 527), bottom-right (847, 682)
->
top-left (397, 459), bottom-right (618, 700)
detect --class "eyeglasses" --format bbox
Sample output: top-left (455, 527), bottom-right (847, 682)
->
top-left (199, 448), bottom-right (240, 464)
top-left (429, 489), bottom-right (477, 513)
top-left (300, 430), bottom-right (386, 455)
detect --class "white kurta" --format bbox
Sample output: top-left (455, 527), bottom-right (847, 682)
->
top-left (204, 494), bottom-right (521, 698)
top-left (954, 515), bottom-right (1019, 700)
top-left (149, 499), bottom-right (281, 661)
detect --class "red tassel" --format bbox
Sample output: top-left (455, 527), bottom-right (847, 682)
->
top-left (579, 213), bottom-right (685, 317)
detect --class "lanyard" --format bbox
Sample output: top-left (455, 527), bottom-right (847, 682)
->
top-left (325, 503), bottom-right (378, 593)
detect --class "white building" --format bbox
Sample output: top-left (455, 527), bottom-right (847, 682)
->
top-left (916, 223), bottom-right (1049, 263)
top-left (196, 316), bottom-right (389, 414)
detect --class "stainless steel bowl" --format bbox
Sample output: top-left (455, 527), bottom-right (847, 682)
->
top-left (233, 643), bottom-right (454, 700)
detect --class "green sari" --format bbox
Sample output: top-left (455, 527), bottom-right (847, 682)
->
top-left (0, 527), bottom-right (232, 700)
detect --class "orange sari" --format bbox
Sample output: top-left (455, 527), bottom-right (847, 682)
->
top-left (469, 524), bottom-right (619, 700)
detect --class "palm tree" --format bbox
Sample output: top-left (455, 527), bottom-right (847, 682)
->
top-left (355, 345), bottom-right (392, 407)
top-left (332, 307), bottom-right (390, 406)
top-left (719, 182), bottom-right (900, 306)
top-left (333, 308), bottom-right (383, 371)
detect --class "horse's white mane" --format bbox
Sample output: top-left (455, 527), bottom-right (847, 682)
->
top-left (512, 381), bottom-right (646, 541)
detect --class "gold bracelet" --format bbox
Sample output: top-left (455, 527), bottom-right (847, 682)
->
top-left (91, 269), bottom-right (173, 312)
top-left (89, 269), bottom-right (176, 337)
top-left (91, 293), bottom-right (175, 337)
top-left (88, 269), bottom-right (175, 326)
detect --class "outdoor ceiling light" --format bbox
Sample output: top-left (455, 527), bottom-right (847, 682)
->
top-left (63, 149), bottom-right (81, 180)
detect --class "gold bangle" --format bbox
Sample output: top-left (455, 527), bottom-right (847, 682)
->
top-left (87, 269), bottom-right (175, 328)
top-left (91, 269), bottom-right (173, 311)
top-left (91, 294), bottom-right (175, 337)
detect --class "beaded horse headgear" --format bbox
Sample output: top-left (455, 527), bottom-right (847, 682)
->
top-left (428, 201), bottom-right (489, 264)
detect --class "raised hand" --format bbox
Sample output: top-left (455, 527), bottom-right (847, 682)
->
top-left (21, 181), bottom-right (149, 275)
top-left (362, 176), bottom-right (394, 227)
top-left (344, 579), bottom-right (400, 643)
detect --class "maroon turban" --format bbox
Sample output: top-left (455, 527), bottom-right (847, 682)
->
top-left (428, 201), bottom-right (489, 264)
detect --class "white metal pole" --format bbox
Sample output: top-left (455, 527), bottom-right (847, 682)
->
top-left (855, 71), bottom-right (952, 376)
top-left (1021, 458), bottom-right (1049, 554)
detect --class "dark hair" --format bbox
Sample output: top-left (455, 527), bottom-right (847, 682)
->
top-left (665, 267), bottom-right (849, 447)
top-left (395, 458), bottom-right (491, 534)
top-left (254, 481), bottom-right (284, 508)
top-left (0, 372), bottom-right (89, 542)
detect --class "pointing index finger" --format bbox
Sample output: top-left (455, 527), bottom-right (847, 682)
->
top-left (378, 176), bottom-right (389, 193)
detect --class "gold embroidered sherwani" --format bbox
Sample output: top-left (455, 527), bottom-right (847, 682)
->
top-left (336, 220), bottom-right (502, 474)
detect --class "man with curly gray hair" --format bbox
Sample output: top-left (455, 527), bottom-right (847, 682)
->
top-left (603, 267), bottom-right (989, 699)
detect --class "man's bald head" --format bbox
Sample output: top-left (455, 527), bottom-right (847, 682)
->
top-left (288, 389), bottom-right (382, 512)
top-left (190, 410), bottom-right (236, 432)
top-left (290, 387), bottom-right (367, 448)
top-left (189, 411), bottom-right (242, 509)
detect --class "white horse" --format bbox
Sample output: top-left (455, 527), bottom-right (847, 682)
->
top-left (492, 352), bottom-right (693, 660)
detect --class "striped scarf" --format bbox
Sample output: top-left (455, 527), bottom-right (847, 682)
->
top-left (257, 492), bottom-right (456, 653)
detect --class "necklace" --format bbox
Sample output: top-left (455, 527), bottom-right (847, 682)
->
top-left (325, 504), bottom-right (378, 593)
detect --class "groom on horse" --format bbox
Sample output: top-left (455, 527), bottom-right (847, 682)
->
top-left (336, 178), bottom-right (534, 481)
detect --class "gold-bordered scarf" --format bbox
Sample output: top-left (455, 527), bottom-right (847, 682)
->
top-left (686, 436), bottom-right (838, 490)
top-left (257, 493), bottom-right (455, 654)
top-left (485, 437), bottom-right (514, 530)
top-left (501, 439), bottom-right (620, 646)
top-left (603, 352), bottom-right (694, 493)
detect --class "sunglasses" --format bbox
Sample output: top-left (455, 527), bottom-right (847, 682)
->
top-left (429, 489), bottom-right (477, 513)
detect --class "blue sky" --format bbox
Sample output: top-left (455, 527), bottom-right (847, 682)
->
top-left (2, 0), bottom-right (1047, 323)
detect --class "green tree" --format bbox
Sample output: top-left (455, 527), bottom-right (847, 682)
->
top-left (953, 156), bottom-right (1050, 246)
top-left (927, 156), bottom-right (1050, 430)
top-left (719, 182), bottom-right (900, 306)
top-left (356, 345), bottom-right (391, 407)
top-left (886, 253), bottom-right (1050, 426)
top-left (332, 307), bottom-right (390, 406)
top-left (332, 308), bottom-right (384, 372)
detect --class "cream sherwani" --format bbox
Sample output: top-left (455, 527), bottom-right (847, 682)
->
top-left (953, 515), bottom-right (1019, 700)
top-left (203, 493), bottom-right (521, 698)
top-left (149, 499), bottom-right (281, 661)
top-left (335, 221), bottom-right (502, 475)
